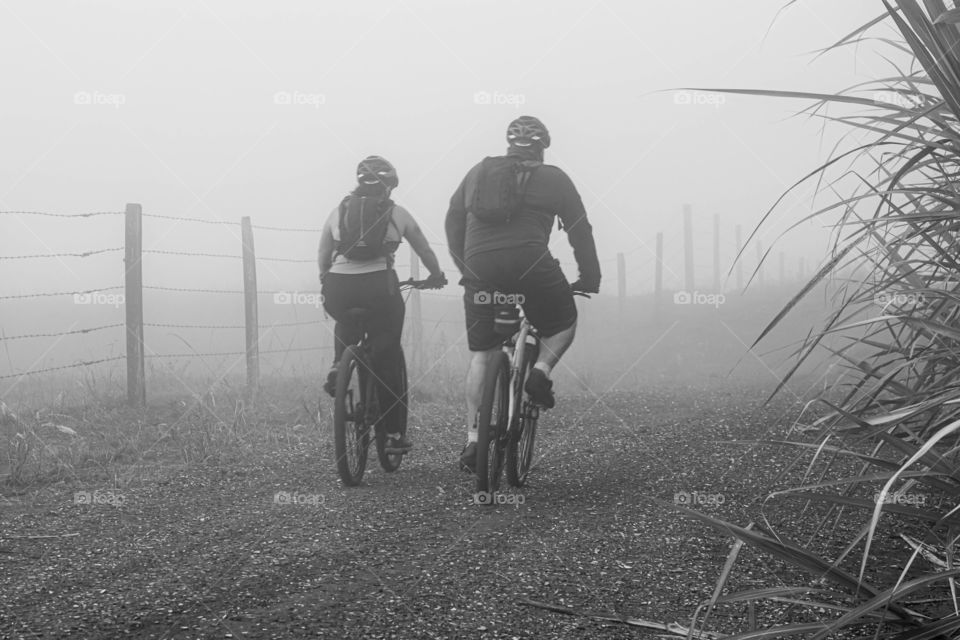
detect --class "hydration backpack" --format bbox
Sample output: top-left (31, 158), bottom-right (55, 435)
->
top-left (469, 156), bottom-right (540, 224)
top-left (336, 194), bottom-right (396, 261)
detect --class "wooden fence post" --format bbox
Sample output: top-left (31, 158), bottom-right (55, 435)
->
top-left (617, 252), bottom-right (626, 319)
top-left (655, 232), bottom-right (664, 324)
top-left (408, 247), bottom-right (422, 375)
top-left (735, 224), bottom-right (744, 291)
top-left (124, 203), bottom-right (145, 406)
top-left (683, 204), bottom-right (694, 292)
top-left (241, 217), bottom-right (260, 399)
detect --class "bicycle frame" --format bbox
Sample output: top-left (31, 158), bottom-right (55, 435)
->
top-left (505, 311), bottom-right (537, 430)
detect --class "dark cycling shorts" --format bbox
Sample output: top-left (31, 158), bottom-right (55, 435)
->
top-left (321, 269), bottom-right (404, 364)
top-left (461, 247), bottom-right (577, 352)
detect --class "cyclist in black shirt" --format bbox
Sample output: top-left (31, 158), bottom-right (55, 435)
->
top-left (319, 156), bottom-right (446, 454)
top-left (445, 116), bottom-right (601, 470)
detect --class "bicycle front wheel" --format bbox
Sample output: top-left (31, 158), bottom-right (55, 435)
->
top-left (376, 348), bottom-right (407, 473)
top-left (475, 351), bottom-right (510, 499)
top-left (333, 345), bottom-right (370, 486)
top-left (507, 340), bottom-right (539, 487)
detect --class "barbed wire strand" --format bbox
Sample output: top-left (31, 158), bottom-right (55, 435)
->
top-left (0, 248), bottom-right (123, 260)
top-left (143, 285), bottom-right (325, 295)
top-left (143, 249), bottom-right (314, 263)
top-left (1, 344), bottom-right (331, 379)
top-left (145, 320), bottom-right (316, 330)
top-left (0, 211), bottom-right (123, 218)
top-left (0, 286), bottom-right (123, 301)
top-left (147, 345), bottom-right (329, 358)
top-left (0, 323), bottom-right (124, 342)
top-left (143, 249), bottom-right (241, 260)
top-left (0, 356), bottom-right (126, 380)
top-left (144, 285), bottom-right (243, 294)
top-left (258, 256), bottom-right (315, 263)
top-left (141, 212), bottom-right (323, 233)
top-left (142, 213), bottom-right (239, 226)
top-left (252, 223), bottom-right (322, 233)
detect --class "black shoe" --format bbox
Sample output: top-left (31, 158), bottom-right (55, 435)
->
top-left (323, 367), bottom-right (337, 397)
top-left (524, 368), bottom-right (555, 409)
top-left (459, 442), bottom-right (477, 473)
top-left (384, 433), bottom-right (413, 454)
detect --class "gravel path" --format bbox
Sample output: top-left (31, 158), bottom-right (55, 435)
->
top-left (2, 381), bottom-right (804, 639)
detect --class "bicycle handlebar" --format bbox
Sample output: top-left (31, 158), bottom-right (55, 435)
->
top-left (399, 277), bottom-right (444, 291)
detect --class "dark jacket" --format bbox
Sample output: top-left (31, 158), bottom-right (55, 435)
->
top-left (444, 153), bottom-right (601, 288)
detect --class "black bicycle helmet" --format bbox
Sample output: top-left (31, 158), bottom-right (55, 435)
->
top-left (356, 155), bottom-right (398, 189)
top-left (506, 115), bottom-right (551, 149)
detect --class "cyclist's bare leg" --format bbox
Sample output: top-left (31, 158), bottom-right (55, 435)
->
top-left (465, 347), bottom-right (501, 440)
top-left (536, 320), bottom-right (576, 372)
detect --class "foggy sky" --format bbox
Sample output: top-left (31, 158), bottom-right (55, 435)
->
top-left (1, 0), bottom-right (891, 298)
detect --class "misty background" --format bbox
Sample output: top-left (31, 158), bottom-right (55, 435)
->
top-left (0, 0), bottom-right (894, 393)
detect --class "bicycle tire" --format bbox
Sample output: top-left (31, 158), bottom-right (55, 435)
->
top-left (475, 351), bottom-right (510, 499)
top-left (507, 340), bottom-right (539, 487)
top-left (376, 348), bottom-right (407, 472)
top-left (333, 345), bottom-right (370, 486)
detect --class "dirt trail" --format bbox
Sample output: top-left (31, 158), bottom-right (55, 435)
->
top-left (2, 382), bottom-right (801, 639)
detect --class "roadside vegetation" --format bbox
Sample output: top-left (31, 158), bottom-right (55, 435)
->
top-left (682, 3), bottom-right (960, 637)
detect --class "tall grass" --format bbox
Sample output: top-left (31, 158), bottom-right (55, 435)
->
top-left (677, 2), bottom-right (960, 637)
top-left (0, 374), bottom-right (327, 487)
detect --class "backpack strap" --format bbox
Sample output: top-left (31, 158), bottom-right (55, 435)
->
top-left (333, 195), bottom-right (350, 257)
top-left (515, 160), bottom-right (541, 212)
top-left (384, 203), bottom-right (398, 269)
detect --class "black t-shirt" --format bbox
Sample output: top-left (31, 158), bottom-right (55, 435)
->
top-left (445, 158), bottom-right (601, 285)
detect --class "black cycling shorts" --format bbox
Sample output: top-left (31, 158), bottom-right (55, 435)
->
top-left (461, 247), bottom-right (577, 352)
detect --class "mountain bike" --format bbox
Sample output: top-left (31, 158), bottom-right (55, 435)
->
top-left (473, 292), bottom-right (591, 499)
top-left (332, 278), bottom-right (434, 486)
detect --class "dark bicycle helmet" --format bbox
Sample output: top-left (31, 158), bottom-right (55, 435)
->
top-left (356, 155), bottom-right (398, 189)
top-left (506, 115), bottom-right (551, 149)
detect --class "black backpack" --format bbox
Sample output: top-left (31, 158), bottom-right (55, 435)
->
top-left (469, 156), bottom-right (540, 224)
top-left (336, 194), bottom-right (396, 261)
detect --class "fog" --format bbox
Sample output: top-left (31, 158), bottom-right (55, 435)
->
top-left (0, 0), bottom-right (891, 389)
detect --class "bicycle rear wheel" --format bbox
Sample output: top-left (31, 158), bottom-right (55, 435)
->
top-left (507, 340), bottom-right (539, 487)
top-left (475, 351), bottom-right (510, 499)
top-left (376, 348), bottom-right (407, 472)
top-left (333, 345), bottom-right (370, 486)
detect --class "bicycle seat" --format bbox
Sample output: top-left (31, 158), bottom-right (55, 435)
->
top-left (344, 307), bottom-right (371, 324)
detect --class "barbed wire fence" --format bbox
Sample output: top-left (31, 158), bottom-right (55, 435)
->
top-left (0, 205), bottom-right (464, 403)
top-left (0, 202), bottom-right (803, 405)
